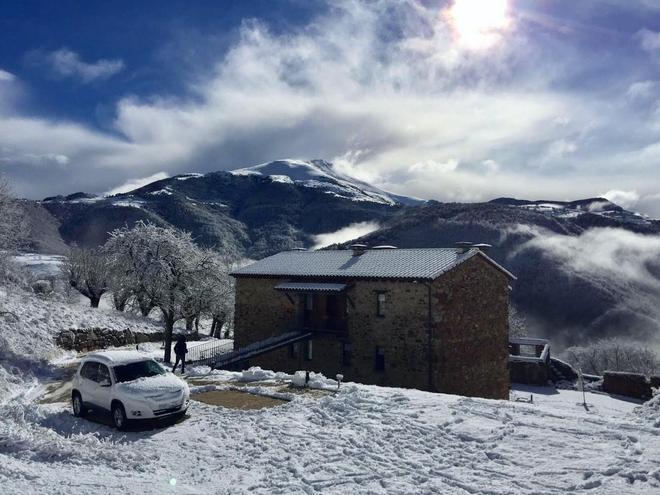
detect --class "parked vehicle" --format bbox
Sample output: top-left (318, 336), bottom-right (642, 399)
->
top-left (71, 351), bottom-right (190, 430)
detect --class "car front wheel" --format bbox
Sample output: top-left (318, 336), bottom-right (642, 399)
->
top-left (72, 392), bottom-right (86, 418)
top-left (112, 402), bottom-right (128, 430)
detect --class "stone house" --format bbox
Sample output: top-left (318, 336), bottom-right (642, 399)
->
top-left (231, 244), bottom-right (516, 399)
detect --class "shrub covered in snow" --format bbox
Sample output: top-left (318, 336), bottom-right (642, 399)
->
top-left (563, 338), bottom-right (658, 376)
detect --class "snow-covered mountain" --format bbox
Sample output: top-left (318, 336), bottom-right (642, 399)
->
top-left (36, 160), bottom-right (405, 258)
top-left (230, 159), bottom-right (423, 206)
top-left (490, 197), bottom-right (655, 228)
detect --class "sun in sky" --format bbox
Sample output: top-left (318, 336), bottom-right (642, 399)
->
top-left (446, 0), bottom-right (512, 50)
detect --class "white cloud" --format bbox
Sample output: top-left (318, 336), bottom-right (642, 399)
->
top-left (518, 227), bottom-right (660, 291)
top-left (409, 159), bottom-right (460, 174)
top-left (627, 80), bottom-right (657, 100)
top-left (312, 221), bottom-right (380, 250)
top-left (636, 29), bottom-right (660, 52)
top-left (104, 172), bottom-right (169, 196)
top-left (602, 190), bottom-right (640, 209)
top-left (0, 0), bottom-right (659, 212)
top-left (0, 69), bottom-right (15, 82)
top-left (35, 48), bottom-right (124, 83)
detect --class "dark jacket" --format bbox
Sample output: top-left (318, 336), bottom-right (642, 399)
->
top-left (174, 338), bottom-right (187, 356)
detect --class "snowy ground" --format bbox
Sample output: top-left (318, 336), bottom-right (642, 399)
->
top-left (1, 281), bottom-right (660, 493)
top-left (2, 356), bottom-right (660, 494)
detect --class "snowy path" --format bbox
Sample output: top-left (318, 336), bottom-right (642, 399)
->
top-left (1, 376), bottom-right (659, 494)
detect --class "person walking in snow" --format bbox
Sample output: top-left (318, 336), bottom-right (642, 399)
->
top-left (172, 335), bottom-right (188, 374)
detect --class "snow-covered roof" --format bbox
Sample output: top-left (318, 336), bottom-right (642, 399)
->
top-left (85, 350), bottom-right (153, 366)
top-left (233, 248), bottom-right (516, 281)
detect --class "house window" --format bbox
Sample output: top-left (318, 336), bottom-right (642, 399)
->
top-left (305, 294), bottom-right (314, 311)
top-left (288, 343), bottom-right (298, 359)
top-left (342, 343), bottom-right (352, 367)
top-left (375, 346), bottom-right (385, 371)
top-left (376, 292), bottom-right (386, 317)
top-left (305, 340), bottom-right (313, 361)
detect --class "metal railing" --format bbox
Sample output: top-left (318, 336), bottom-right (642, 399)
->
top-left (210, 330), bottom-right (312, 370)
top-left (187, 339), bottom-right (234, 365)
top-left (509, 337), bottom-right (550, 364)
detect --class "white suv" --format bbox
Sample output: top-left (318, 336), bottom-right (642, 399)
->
top-left (72, 351), bottom-right (190, 430)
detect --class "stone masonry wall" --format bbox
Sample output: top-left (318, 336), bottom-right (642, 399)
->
top-left (431, 255), bottom-right (510, 399)
top-left (234, 277), bottom-right (298, 349)
top-left (56, 328), bottom-right (164, 352)
top-left (233, 254), bottom-right (511, 399)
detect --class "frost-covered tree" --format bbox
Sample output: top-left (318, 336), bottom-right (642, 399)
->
top-left (201, 251), bottom-right (235, 338)
top-left (109, 276), bottom-right (133, 312)
top-left (563, 339), bottom-right (658, 376)
top-left (104, 222), bottom-right (227, 362)
top-left (508, 304), bottom-right (527, 338)
top-left (0, 177), bottom-right (25, 279)
top-left (62, 247), bottom-right (110, 308)
top-left (103, 224), bottom-right (160, 317)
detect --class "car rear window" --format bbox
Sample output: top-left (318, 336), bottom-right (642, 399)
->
top-left (113, 360), bottom-right (166, 383)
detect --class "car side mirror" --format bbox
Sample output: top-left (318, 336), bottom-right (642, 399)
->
top-left (99, 379), bottom-right (111, 387)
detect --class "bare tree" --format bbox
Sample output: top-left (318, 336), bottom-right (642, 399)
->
top-left (207, 255), bottom-right (235, 338)
top-left (62, 247), bottom-right (110, 308)
top-left (0, 177), bottom-right (26, 279)
top-left (508, 304), bottom-right (527, 338)
top-left (104, 222), bottom-right (219, 362)
top-left (104, 223), bottom-right (160, 317)
top-left (110, 279), bottom-right (133, 312)
top-left (564, 338), bottom-right (659, 376)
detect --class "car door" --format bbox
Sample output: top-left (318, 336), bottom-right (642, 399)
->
top-left (79, 361), bottom-right (99, 407)
top-left (94, 364), bottom-right (113, 411)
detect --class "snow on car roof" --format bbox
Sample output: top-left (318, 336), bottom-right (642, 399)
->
top-left (85, 350), bottom-right (154, 366)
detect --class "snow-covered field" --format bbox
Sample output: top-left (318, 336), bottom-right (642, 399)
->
top-left (2, 360), bottom-right (660, 493)
top-left (1, 284), bottom-right (660, 494)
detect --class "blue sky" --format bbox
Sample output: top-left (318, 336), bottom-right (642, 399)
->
top-left (2, 0), bottom-right (660, 216)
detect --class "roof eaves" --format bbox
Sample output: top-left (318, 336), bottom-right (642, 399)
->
top-left (474, 250), bottom-right (517, 280)
top-left (231, 272), bottom-right (432, 281)
top-left (427, 249), bottom-right (478, 280)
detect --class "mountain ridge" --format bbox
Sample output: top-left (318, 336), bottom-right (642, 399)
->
top-left (18, 158), bottom-right (660, 349)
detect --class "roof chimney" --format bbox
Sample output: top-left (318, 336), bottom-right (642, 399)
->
top-left (472, 243), bottom-right (492, 253)
top-left (350, 243), bottom-right (368, 256)
top-left (455, 241), bottom-right (473, 254)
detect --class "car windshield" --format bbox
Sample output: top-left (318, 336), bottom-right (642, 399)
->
top-left (113, 360), bottom-right (166, 383)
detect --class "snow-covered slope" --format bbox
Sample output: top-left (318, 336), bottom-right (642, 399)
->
top-left (2, 367), bottom-right (659, 494)
top-left (1, 286), bottom-right (659, 493)
top-left (231, 159), bottom-right (423, 206)
top-left (490, 197), bottom-right (656, 226)
top-left (0, 286), bottom-right (161, 357)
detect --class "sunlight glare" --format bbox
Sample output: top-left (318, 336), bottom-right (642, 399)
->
top-left (446, 0), bottom-right (511, 50)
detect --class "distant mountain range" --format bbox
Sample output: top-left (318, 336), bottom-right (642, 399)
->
top-left (19, 158), bottom-right (660, 349)
top-left (33, 159), bottom-right (413, 258)
top-left (346, 199), bottom-right (660, 348)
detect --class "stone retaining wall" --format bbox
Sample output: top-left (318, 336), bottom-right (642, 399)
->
top-left (602, 371), bottom-right (656, 401)
top-left (56, 328), bottom-right (164, 352)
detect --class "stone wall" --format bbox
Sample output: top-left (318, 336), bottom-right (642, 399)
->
top-left (603, 371), bottom-right (654, 401)
top-left (430, 255), bottom-right (510, 399)
top-left (233, 254), bottom-right (511, 400)
top-left (56, 328), bottom-right (164, 352)
top-left (509, 361), bottom-right (549, 385)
